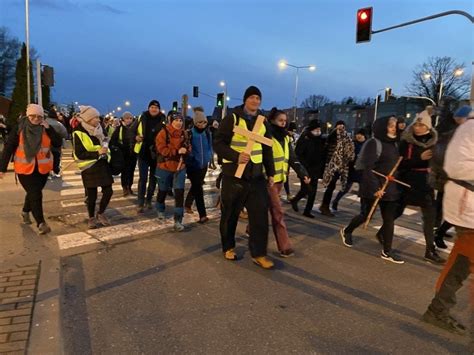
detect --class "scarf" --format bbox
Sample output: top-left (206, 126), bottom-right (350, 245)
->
top-left (78, 117), bottom-right (105, 143)
top-left (270, 124), bottom-right (288, 142)
top-left (23, 119), bottom-right (44, 162)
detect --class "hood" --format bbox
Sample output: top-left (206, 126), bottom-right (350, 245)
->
top-left (373, 116), bottom-right (398, 143)
top-left (401, 125), bottom-right (438, 148)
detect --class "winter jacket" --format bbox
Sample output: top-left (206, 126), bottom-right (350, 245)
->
top-left (398, 126), bottom-right (438, 207)
top-left (348, 140), bottom-right (364, 183)
top-left (213, 105), bottom-right (275, 180)
top-left (132, 111), bottom-right (166, 161)
top-left (73, 124), bottom-right (114, 188)
top-left (186, 127), bottom-right (212, 172)
top-left (110, 123), bottom-right (136, 156)
top-left (358, 116), bottom-right (401, 201)
top-left (429, 128), bottom-right (457, 192)
top-left (295, 130), bottom-right (326, 179)
top-left (443, 119), bottom-right (474, 229)
top-left (322, 129), bottom-right (355, 189)
top-left (155, 124), bottom-right (191, 172)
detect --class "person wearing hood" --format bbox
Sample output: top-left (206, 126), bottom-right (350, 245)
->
top-left (155, 111), bottom-right (191, 232)
top-left (213, 85), bottom-right (276, 269)
top-left (73, 106), bottom-right (114, 229)
top-left (0, 104), bottom-right (61, 234)
top-left (132, 100), bottom-right (167, 213)
top-left (340, 116), bottom-right (404, 264)
top-left (184, 107), bottom-right (212, 223)
top-left (46, 109), bottom-right (68, 178)
top-left (290, 119), bottom-right (326, 218)
top-left (396, 110), bottom-right (445, 264)
top-left (397, 117), bottom-right (407, 134)
top-left (320, 120), bottom-right (355, 216)
top-left (267, 107), bottom-right (310, 256)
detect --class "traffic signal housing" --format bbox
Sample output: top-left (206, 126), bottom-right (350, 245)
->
top-left (193, 86), bottom-right (199, 98)
top-left (172, 101), bottom-right (178, 111)
top-left (216, 93), bottom-right (224, 108)
top-left (356, 7), bottom-right (373, 43)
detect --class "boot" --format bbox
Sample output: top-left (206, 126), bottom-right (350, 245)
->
top-left (319, 204), bottom-right (334, 217)
top-left (424, 248), bottom-right (446, 264)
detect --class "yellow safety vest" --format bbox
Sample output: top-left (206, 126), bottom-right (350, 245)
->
top-left (73, 131), bottom-right (110, 171)
top-left (133, 115), bottom-right (143, 154)
top-left (272, 136), bottom-right (290, 183)
top-left (223, 114), bottom-right (265, 164)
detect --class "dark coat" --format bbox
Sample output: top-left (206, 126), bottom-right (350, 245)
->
top-left (429, 128), bottom-right (456, 192)
top-left (398, 126), bottom-right (438, 207)
top-left (110, 123), bottom-right (136, 156)
top-left (73, 124), bottom-right (114, 188)
top-left (358, 117), bottom-right (401, 201)
top-left (131, 111), bottom-right (166, 162)
top-left (294, 130), bottom-right (326, 179)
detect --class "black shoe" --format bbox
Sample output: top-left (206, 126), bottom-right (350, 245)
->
top-left (381, 251), bottom-right (404, 264)
top-left (167, 190), bottom-right (174, 197)
top-left (290, 198), bottom-right (299, 212)
top-left (421, 308), bottom-right (466, 335)
top-left (331, 201), bottom-right (338, 211)
top-left (424, 250), bottom-right (446, 264)
top-left (319, 205), bottom-right (335, 217)
top-left (340, 227), bottom-right (353, 248)
top-left (302, 211), bottom-right (315, 219)
top-left (375, 232), bottom-right (384, 246)
top-left (434, 237), bottom-right (448, 249)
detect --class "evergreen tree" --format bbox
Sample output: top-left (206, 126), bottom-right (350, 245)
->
top-left (8, 43), bottom-right (34, 126)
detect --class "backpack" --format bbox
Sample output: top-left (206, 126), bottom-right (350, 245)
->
top-left (354, 137), bottom-right (382, 171)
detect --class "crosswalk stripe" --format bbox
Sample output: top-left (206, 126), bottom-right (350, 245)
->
top-left (343, 195), bottom-right (419, 216)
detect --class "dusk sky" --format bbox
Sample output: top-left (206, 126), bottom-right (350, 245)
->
top-left (1, 0), bottom-right (472, 115)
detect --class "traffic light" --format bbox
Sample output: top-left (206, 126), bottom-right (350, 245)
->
top-left (384, 88), bottom-right (392, 101)
top-left (216, 93), bottom-right (224, 108)
top-left (41, 65), bottom-right (54, 87)
top-left (172, 101), bottom-right (178, 111)
top-left (356, 7), bottom-right (373, 43)
top-left (193, 86), bottom-right (199, 98)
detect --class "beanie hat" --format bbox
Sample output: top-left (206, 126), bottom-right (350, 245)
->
top-left (78, 105), bottom-right (100, 123)
top-left (308, 119), bottom-right (321, 130)
top-left (335, 120), bottom-right (345, 127)
top-left (167, 110), bottom-right (183, 122)
top-left (414, 110), bottom-right (432, 129)
top-left (288, 121), bottom-right (297, 131)
top-left (243, 86), bottom-right (262, 103)
top-left (454, 105), bottom-right (473, 118)
top-left (122, 111), bottom-right (133, 120)
top-left (26, 104), bottom-right (44, 117)
top-left (356, 128), bottom-right (367, 137)
top-left (193, 110), bottom-right (207, 125)
top-left (397, 117), bottom-right (405, 124)
top-left (148, 100), bottom-right (161, 109)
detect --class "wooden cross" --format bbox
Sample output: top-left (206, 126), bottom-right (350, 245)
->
top-left (233, 115), bottom-right (273, 178)
top-left (364, 156), bottom-right (411, 228)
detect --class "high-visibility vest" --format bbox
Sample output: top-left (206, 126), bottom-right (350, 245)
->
top-left (118, 126), bottom-right (124, 144)
top-left (272, 136), bottom-right (290, 183)
top-left (73, 130), bottom-right (110, 171)
top-left (14, 130), bottom-right (53, 175)
top-left (133, 116), bottom-right (143, 154)
top-left (222, 114), bottom-right (265, 164)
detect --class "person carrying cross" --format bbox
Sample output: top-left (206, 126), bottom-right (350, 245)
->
top-left (213, 86), bottom-right (275, 269)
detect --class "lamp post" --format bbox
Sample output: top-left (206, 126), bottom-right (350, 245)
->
top-left (278, 60), bottom-right (316, 122)
top-left (25, 0), bottom-right (31, 104)
top-left (219, 81), bottom-right (228, 118)
top-left (373, 87), bottom-right (390, 122)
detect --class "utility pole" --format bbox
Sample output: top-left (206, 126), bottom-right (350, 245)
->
top-left (25, 0), bottom-right (31, 104)
top-left (36, 59), bottom-right (42, 106)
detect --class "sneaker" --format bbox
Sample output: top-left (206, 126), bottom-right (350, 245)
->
top-left (198, 216), bottom-right (209, 224)
top-left (302, 211), bottom-right (315, 219)
top-left (280, 249), bottom-right (295, 258)
top-left (185, 207), bottom-right (194, 214)
top-left (421, 308), bottom-right (466, 335)
top-left (145, 201), bottom-right (153, 210)
top-left (174, 221), bottom-right (185, 232)
top-left (340, 227), bottom-right (353, 248)
top-left (21, 211), bottom-right (32, 225)
top-left (137, 205), bottom-right (145, 214)
top-left (96, 213), bottom-right (111, 226)
top-left (381, 251), bottom-right (405, 264)
top-left (375, 232), bottom-right (384, 246)
top-left (87, 217), bottom-right (99, 229)
top-left (319, 205), bottom-right (335, 217)
top-left (38, 222), bottom-right (51, 235)
top-left (331, 201), bottom-right (338, 211)
top-left (224, 249), bottom-right (238, 261)
top-left (157, 211), bottom-right (166, 221)
top-left (434, 237), bottom-right (448, 249)
top-left (290, 198), bottom-right (299, 212)
top-left (252, 256), bottom-right (274, 269)
top-left (424, 250), bottom-right (446, 264)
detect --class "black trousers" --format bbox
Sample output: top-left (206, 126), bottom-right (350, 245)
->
top-left (184, 168), bottom-right (208, 218)
top-left (86, 185), bottom-right (113, 218)
top-left (52, 149), bottom-right (61, 174)
top-left (292, 176), bottom-right (319, 214)
top-left (322, 173), bottom-right (340, 206)
top-left (121, 153), bottom-right (137, 189)
top-left (345, 197), bottom-right (399, 253)
top-left (17, 171), bottom-right (49, 226)
top-left (220, 175), bottom-right (269, 257)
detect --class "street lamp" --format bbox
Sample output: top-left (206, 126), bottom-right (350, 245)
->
top-left (125, 100), bottom-right (131, 106)
top-left (373, 87), bottom-right (390, 121)
top-left (278, 60), bottom-right (316, 122)
top-left (117, 106), bottom-right (122, 111)
top-left (219, 80), bottom-right (228, 118)
top-left (422, 68), bottom-right (464, 105)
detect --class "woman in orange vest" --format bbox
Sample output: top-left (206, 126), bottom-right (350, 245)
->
top-left (0, 104), bottom-right (61, 234)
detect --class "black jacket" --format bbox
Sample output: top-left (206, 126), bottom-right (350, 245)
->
top-left (0, 120), bottom-right (62, 173)
top-left (110, 123), bottom-right (135, 155)
top-left (213, 105), bottom-right (275, 180)
top-left (294, 130), bottom-right (326, 178)
top-left (358, 117), bottom-right (401, 201)
top-left (132, 111), bottom-right (166, 161)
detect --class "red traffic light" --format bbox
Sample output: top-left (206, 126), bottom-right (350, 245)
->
top-left (356, 7), bottom-right (373, 43)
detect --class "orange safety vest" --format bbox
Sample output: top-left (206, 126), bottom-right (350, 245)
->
top-left (14, 129), bottom-right (53, 175)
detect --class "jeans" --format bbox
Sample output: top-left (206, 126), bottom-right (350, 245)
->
top-left (17, 170), bottom-right (49, 226)
top-left (332, 178), bottom-right (356, 208)
top-left (155, 168), bottom-right (186, 222)
top-left (185, 168), bottom-right (208, 218)
top-left (322, 173), bottom-right (340, 207)
top-left (137, 157), bottom-right (157, 206)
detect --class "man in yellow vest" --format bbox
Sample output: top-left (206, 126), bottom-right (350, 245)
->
top-left (213, 86), bottom-right (275, 269)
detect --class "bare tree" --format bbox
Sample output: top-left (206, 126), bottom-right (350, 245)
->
top-left (0, 27), bottom-right (21, 97)
top-left (300, 94), bottom-right (331, 109)
top-left (406, 56), bottom-right (469, 105)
